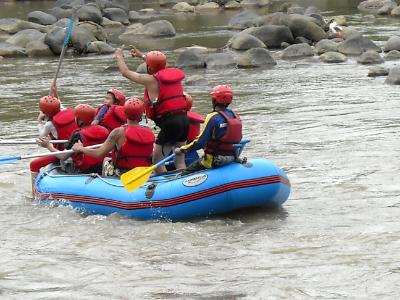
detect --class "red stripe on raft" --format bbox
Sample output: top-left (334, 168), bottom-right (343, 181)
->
top-left (34, 175), bottom-right (290, 210)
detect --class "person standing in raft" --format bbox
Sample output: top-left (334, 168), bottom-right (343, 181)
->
top-left (114, 47), bottom-right (189, 174)
top-left (30, 94), bottom-right (79, 188)
top-left (72, 98), bottom-right (155, 177)
top-left (92, 88), bottom-right (127, 130)
top-left (174, 85), bottom-right (242, 174)
top-left (37, 104), bottom-right (109, 174)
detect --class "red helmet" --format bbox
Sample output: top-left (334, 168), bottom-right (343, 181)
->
top-left (184, 92), bottom-right (193, 111)
top-left (107, 88), bottom-right (126, 105)
top-left (74, 104), bottom-right (96, 126)
top-left (209, 85), bottom-right (233, 105)
top-left (39, 96), bottom-right (61, 118)
top-left (145, 51), bottom-right (167, 74)
top-left (124, 97), bottom-right (144, 121)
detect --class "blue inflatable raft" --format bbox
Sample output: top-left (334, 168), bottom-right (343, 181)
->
top-left (33, 159), bottom-right (290, 221)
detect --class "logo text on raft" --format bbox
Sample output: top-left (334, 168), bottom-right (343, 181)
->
top-left (182, 174), bottom-right (208, 187)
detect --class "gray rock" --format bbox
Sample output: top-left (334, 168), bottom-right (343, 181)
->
top-left (0, 42), bottom-right (26, 57)
top-left (305, 6), bottom-right (320, 15)
top-left (101, 0), bottom-right (129, 12)
top-left (281, 43), bottom-right (314, 59)
top-left (141, 20), bottom-right (176, 37)
top-left (242, 25), bottom-right (294, 48)
top-left (368, 66), bottom-right (389, 77)
top-left (224, 1), bottom-right (241, 9)
top-left (55, 0), bottom-right (84, 9)
top-left (195, 2), bottom-right (220, 11)
top-left (44, 26), bottom-right (66, 54)
top-left (230, 33), bottom-right (265, 50)
top-left (0, 18), bottom-right (46, 34)
top-left (358, 0), bottom-right (386, 13)
top-left (341, 27), bottom-right (362, 39)
top-left (383, 35), bottom-right (400, 52)
top-left (228, 10), bottom-right (262, 30)
top-left (54, 18), bottom-right (71, 28)
top-left (241, 0), bottom-right (270, 7)
top-left (103, 8), bottom-right (129, 25)
top-left (77, 5), bottom-right (103, 25)
top-left (77, 22), bottom-right (106, 41)
top-left (136, 62), bottom-right (148, 74)
top-left (385, 66), bottom-right (400, 84)
top-left (287, 14), bottom-right (327, 42)
top-left (315, 39), bottom-right (339, 54)
top-left (28, 11), bottom-right (57, 25)
top-left (176, 49), bottom-right (206, 68)
top-left (71, 26), bottom-right (97, 53)
top-left (338, 35), bottom-right (381, 55)
top-left (287, 6), bottom-right (305, 15)
top-left (295, 36), bottom-right (311, 44)
top-left (26, 40), bottom-right (53, 57)
top-left (47, 7), bottom-right (74, 20)
top-left (391, 6), bottom-right (400, 16)
top-left (86, 41), bottom-right (115, 54)
top-left (173, 2), bottom-right (195, 12)
top-left (128, 11), bottom-right (141, 22)
top-left (5, 29), bottom-right (45, 48)
top-left (237, 47), bottom-right (276, 68)
top-left (205, 52), bottom-right (236, 68)
top-left (377, 1), bottom-right (397, 15)
top-left (319, 51), bottom-right (347, 63)
top-left (357, 50), bottom-right (383, 64)
top-left (385, 50), bottom-right (400, 60)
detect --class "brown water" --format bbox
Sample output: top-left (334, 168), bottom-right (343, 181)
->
top-left (1, 1), bottom-right (400, 299)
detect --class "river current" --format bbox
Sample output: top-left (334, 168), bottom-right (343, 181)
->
top-left (0, 1), bottom-right (399, 299)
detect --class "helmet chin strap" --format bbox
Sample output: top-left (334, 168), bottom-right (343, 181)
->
top-left (212, 100), bottom-right (217, 111)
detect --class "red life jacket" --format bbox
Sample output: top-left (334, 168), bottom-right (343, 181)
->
top-left (72, 125), bottom-right (109, 171)
top-left (112, 125), bottom-right (155, 170)
top-left (205, 110), bottom-right (242, 155)
top-left (97, 104), bottom-right (127, 130)
top-left (52, 109), bottom-right (79, 150)
top-left (187, 111), bottom-right (205, 143)
top-left (143, 68), bottom-right (187, 120)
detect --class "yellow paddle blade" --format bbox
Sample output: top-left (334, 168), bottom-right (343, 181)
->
top-left (121, 165), bottom-right (156, 192)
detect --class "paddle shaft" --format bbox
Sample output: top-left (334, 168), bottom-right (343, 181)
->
top-left (21, 144), bottom-right (102, 160)
top-left (0, 140), bottom-right (68, 145)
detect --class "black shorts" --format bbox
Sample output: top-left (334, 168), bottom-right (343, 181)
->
top-left (156, 113), bottom-right (189, 145)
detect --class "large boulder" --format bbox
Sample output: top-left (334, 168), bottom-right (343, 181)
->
top-left (140, 20), bottom-right (176, 37)
top-left (86, 41), bottom-right (115, 54)
top-left (377, 1), bottom-right (397, 15)
top-left (70, 26), bottom-right (97, 53)
top-left (175, 49), bottom-right (206, 68)
top-left (44, 26), bottom-right (66, 54)
top-left (228, 10), bottom-right (263, 30)
top-left (338, 35), bottom-right (381, 55)
top-left (241, 0), bottom-right (270, 7)
top-left (103, 8), bottom-right (129, 25)
top-left (368, 66), bottom-right (389, 77)
top-left (76, 5), bottom-right (103, 25)
top-left (0, 42), bottom-right (26, 57)
top-left (26, 40), bottom-right (53, 57)
top-left (385, 50), bottom-right (400, 60)
top-left (28, 11), bottom-right (57, 25)
top-left (102, 18), bottom-right (125, 43)
top-left (195, 2), bottom-right (220, 11)
top-left (0, 18), bottom-right (46, 34)
top-left (205, 52), bottom-right (236, 68)
top-left (315, 39), bottom-right (339, 54)
top-left (385, 66), bottom-right (400, 84)
top-left (358, 0), bottom-right (387, 13)
top-left (357, 50), bottom-right (383, 64)
top-left (287, 6), bottom-right (305, 15)
top-left (287, 14), bottom-right (327, 42)
top-left (230, 33), bottom-right (265, 50)
top-left (391, 6), bottom-right (400, 16)
top-left (242, 25), bottom-right (294, 48)
top-left (172, 2), bottom-right (195, 12)
top-left (100, 0), bottom-right (130, 12)
top-left (383, 35), bottom-right (400, 52)
top-left (77, 21), bottom-right (106, 41)
top-left (225, 1), bottom-right (241, 9)
top-left (280, 43), bottom-right (314, 59)
top-left (5, 29), bottom-right (45, 48)
top-left (47, 7), bottom-right (74, 20)
top-left (319, 51), bottom-right (347, 63)
top-left (237, 47), bottom-right (276, 68)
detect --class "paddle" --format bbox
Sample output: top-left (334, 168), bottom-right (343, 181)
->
top-left (0, 139), bottom-right (68, 145)
top-left (0, 144), bottom-right (102, 165)
top-left (51, 15), bottom-right (76, 88)
top-left (121, 153), bottom-right (176, 192)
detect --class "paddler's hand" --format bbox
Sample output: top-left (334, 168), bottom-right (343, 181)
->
top-left (174, 147), bottom-right (184, 155)
top-left (72, 141), bottom-right (84, 153)
top-left (37, 111), bottom-right (46, 124)
top-left (131, 47), bottom-right (144, 60)
top-left (114, 48), bottom-right (124, 60)
top-left (36, 136), bottom-right (50, 148)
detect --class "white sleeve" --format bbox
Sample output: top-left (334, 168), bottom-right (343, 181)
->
top-left (38, 121), bottom-right (57, 138)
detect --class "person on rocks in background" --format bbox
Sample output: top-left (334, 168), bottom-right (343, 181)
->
top-left (37, 104), bottom-right (109, 175)
top-left (72, 98), bottom-right (155, 177)
top-left (174, 85), bottom-right (242, 175)
top-left (114, 47), bottom-right (189, 174)
top-left (92, 88), bottom-right (127, 130)
top-left (30, 91), bottom-right (78, 189)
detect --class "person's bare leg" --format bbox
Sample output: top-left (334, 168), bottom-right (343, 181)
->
top-left (153, 144), bottom-right (172, 174)
top-left (174, 141), bottom-right (187, 170)
top-left (31, 172), bottom-right (38, 195)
